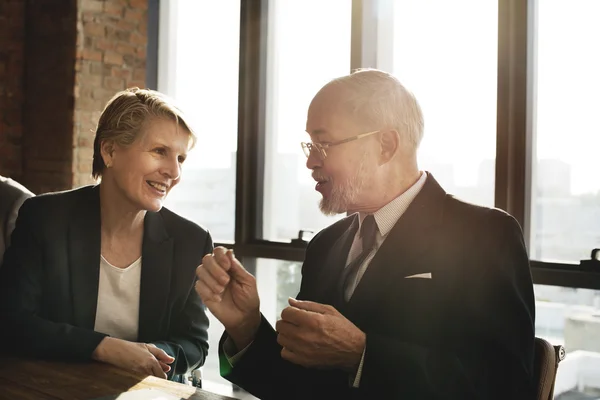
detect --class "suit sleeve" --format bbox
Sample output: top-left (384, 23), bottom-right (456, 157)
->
top-left (218, 235), bottom-right (350, 400)
top-left (0, 199), bottom-right (107, 360)
top-left (153, 232), bottom-right (212, 376)
top-left (357, 214), bottom-right (535, 399)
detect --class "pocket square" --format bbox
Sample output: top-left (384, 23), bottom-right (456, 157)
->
top-left (404, 272), bottom-right (432, 279)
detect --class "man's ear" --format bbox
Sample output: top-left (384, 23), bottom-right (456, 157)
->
top-left (100, 140), bottom-right (116, 168)
top-left (379, 129), bottom-right (400, 165)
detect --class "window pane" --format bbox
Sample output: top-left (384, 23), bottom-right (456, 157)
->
top-left (535, 284), bottom-right (600, 398)
top-left (262, 0), bottom-right (352, 242)
top-left (392, 0), bottom-right (498, 206)
top-left (530, 0), bottom-right (600, 262)
top-left (159, 0), bottom-right (239, 243)
top-left (256, 258), bottom-right (303, 327)
top-left (203, 258), bottom-right (302, 399)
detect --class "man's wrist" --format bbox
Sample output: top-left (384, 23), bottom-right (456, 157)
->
top-left (92, 336), bottom-right (113, 362)
top-left (347, 331), bottom-right (366, 372)
top-left (227, 311), bottom-right (261, 351)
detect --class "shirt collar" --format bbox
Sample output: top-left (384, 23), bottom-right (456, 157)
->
top-left (357, 171), bottom-right (428, 237)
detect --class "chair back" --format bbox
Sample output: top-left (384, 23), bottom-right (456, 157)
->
top-left (534, 337), bottom-right (566, 400)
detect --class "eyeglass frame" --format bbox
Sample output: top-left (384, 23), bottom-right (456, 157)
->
top-left (300, 130), bottom-right (380, 160)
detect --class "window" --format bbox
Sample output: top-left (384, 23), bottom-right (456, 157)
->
top-left (390, 0), bottom-right (498, 207)
top-left (535, 284), bottom-right (600, 397)
top-left (256, 258), bottom-right (303, 326)
top-left (158, 0), bottom-right (240, 243)
top-left (530, 0), bottom-right (600, 263)
top-left (262, 0), bottom-right (352, 242)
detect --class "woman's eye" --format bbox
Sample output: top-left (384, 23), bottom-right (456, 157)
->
top-left (178, 156), bottom-right (186, 164)
top-left (154, 148), bottom-right (166, 155)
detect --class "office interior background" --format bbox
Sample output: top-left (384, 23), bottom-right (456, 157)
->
top-left (0, 1), bottom-right (599, 399)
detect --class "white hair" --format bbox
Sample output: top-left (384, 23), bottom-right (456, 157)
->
top-left (325, 68), bottom-right (424, 153)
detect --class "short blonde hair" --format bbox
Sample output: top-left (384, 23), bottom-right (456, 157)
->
top-left (92, 87), bottom-right (196, 179)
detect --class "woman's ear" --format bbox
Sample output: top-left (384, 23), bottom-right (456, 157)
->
top-left (379, 129), bottom-right (400, 165)
top-left (100, 140), bottom-right (116, 168)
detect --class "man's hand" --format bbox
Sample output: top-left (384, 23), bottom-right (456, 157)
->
top-left (92, 337), bottom-right (174, 379)
top-left (275, 298), bottom-right (366, 372)
top-left (195, 247), bottom-right (261, 350)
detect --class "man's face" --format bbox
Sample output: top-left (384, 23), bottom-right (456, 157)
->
top-left (305, 90), bottom-right (377, 216)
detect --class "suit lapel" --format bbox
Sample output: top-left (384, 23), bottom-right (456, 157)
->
top-left (311, 215), bottom-right (358, 305)
top-left (69, 186), bottom-right (102, 329)
top-left (345, 174), bottom-right (447, 325)
top-left (138, 211), bottom-right (173, 342)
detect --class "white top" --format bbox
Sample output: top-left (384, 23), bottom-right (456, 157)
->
top-left (344, 171), bottom-right (428, 301)
top-left (94, 255), bottom-right (142, 342)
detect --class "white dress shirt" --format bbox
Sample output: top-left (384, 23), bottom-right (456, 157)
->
top-left (94, 255), bottom-right (142, 342)
top-left (344, 171), bottom-right (428, 301)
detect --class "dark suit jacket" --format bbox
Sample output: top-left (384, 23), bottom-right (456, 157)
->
top-left (0, 176), bottom-right (33, 269)
top-left (219, 175), bottom-right (535, 399)
top-left (0, 185), bottom-right (211, 378)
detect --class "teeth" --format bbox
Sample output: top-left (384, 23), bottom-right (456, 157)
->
top-left (148, 181), bottom-right (167, 191)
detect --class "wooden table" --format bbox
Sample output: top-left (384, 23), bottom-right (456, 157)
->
top-left (0, 357), bottom-right (237, 400)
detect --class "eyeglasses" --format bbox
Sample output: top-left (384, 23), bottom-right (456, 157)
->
top-left (300, 130), bottom-right (380, 161)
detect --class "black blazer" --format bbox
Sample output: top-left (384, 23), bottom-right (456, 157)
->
top-left (220, 175), bottom-right (535, 400)
top-left (0, 176), bottom-right (33, 268)
top-left (0, 185), bottom-right (211, 378)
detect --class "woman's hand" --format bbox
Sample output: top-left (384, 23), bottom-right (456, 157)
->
top-left (92, 337), bottom-right (175, 379)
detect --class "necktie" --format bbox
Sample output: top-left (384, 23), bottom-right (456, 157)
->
top-left (338, 215), bottom-right (378, 304)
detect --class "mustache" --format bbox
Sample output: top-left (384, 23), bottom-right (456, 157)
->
top-left (312, 171), bottom-right (329, 181)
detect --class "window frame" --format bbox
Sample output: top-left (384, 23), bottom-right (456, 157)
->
top-left (152, 0), bottom-right (600, 289)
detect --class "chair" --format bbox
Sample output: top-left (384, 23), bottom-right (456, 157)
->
top-left (534, 337), bottom-right (566, 400)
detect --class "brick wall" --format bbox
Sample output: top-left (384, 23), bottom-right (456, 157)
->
top-left (22, 0), bottom-right (78, 193)
top-left (0, 0), bottom-right (148, 193)
top-left (0, 0), bottom-right (25, 180)
top-left (73, 0), bottom-right (148, 187)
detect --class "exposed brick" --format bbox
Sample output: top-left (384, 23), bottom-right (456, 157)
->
top-left (81, 48), bottom-right (102, 61)
top-left (129, 0), bottom-right (148, 9)
top-left (103, 51), bottom-right (123, 65)
top-left (124, 8), bottom-right (145, 22)
top-left (129, 31), bottom-right (145, 46)
top-left (111, 67), bottom-right (132, 79)
top-left (82, 0), bottom-right (104, 13)
top-left (2, 0), bottom-right (149, 191)
top-left (104, 2), bottom-right (124, 17)
top-left (103, 77), bottom-right (125, 91)
top-left (83, 22), bottom-right (105, 37)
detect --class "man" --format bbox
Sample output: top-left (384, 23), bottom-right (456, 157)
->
top-left (0, 175), bottom-right (33, 268)
top-left (196, 69), bottom-right (535, 399)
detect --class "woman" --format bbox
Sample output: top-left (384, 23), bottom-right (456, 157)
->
top-left (0, 88), bottom-right (211, 381)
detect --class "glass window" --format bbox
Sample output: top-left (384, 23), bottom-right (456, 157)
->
top-left (202, 258), bottom-right (302, 399)
top-left (392, 0), bottom-right (498, 207)
top-left (158, 0), bottom-right (240, 243)
top-left (535, 284), bottom-right (600, 398)
top-left (262, 0), bottom-right (352, 242)
top-left (256, 258), bottom-right (304, 327)
top-left (530, 0), bottom-right (600, 263)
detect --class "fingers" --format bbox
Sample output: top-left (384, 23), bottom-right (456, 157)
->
top-left (195, 267), bottom-right (227, 302)
top-left (148, 358), bottom-right (167, 379)
top-left (280, 305), bottom-right (323, 327)
top-left (225, 250), bottom-right (253, 281)
top-left (145, 344), bottom-right (174, 364)
top-left (288, 298), bottom-right (336, 315)
top-left (159, 361), bottom-right (171, 373)
top-left (281, 347), bottom-right (303, 366)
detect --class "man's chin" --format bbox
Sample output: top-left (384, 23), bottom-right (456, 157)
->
top-left (319, 199), bottom-right (346, 216)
